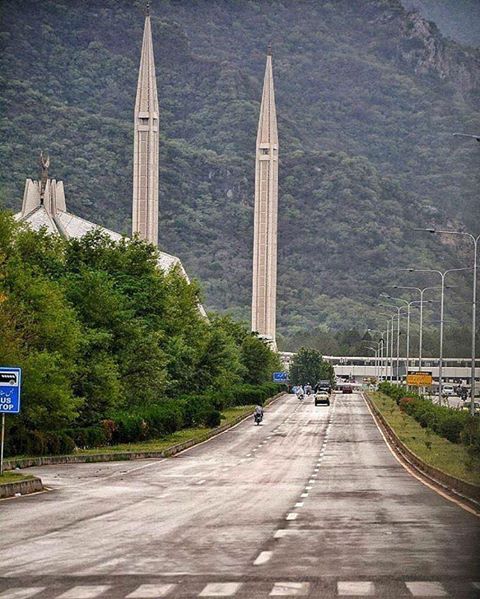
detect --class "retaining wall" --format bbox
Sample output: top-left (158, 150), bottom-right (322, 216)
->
top-left (0, 477), bottom-right (44, 499)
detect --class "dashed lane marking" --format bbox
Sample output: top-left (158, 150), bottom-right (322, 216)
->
top-left (199, 582), bottom-right (242, 596)
top-left (286, 512), bottom-right (298, 520)
top-left (196, 479), bottom-right (206, 485)
top-left (294, 502), bottom-right (304, 507)
top-left (274, 529), bottom-right (288, 538)
top-left (253, 551), bottom-right (272, 565)
top-left (270, 581), bottom-right (310, 596)
top-left (405, 581), bottom-right (448, 596)
top-left (337, 581), bottom-right (375, 596)
top-left (126, 584), bottom-right (176, 598)
top-left (301, 492), bottom-right (308, 498)
top-left (0, 589), bottom-right (45, 599)
top-left (58, 586), bottom-right (111, 599)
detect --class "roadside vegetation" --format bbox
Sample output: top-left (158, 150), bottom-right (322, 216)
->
top-left (0, 213), bottom-right (282, 458)
top-left (370, 383), bottom-right (480, 486)
top-left (288, 347), bottom-right (334, 386)
top-left (0, 471), bottom-right (35, 484)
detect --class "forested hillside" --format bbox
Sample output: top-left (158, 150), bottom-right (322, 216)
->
top-left (1, 0), bottom-right (479, 345)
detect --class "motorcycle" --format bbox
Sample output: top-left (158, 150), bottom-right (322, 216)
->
top-left (254, 412), bottom-right (263, 425)
top-left (297, 393), bottom-right (304, 401)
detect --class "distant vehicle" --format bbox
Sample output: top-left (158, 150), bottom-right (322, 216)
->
top-left (461, 401), bottom-right (480, 414)
top-left (442, 384), bottom-right (455, 397)
top-left (315, 392), bottom-right (330, 406)
top-left (315, 380), bottom-right (332, 393)
top-left (340, 383), bottom-right (354, 394)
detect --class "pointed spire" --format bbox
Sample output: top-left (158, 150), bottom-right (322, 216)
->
top-left (132, 9), bottom-right (159, 245)
top-left (257, 50), bottom-right (278, 146)
top-left (135, 11), bottom-right (159, 117)
top-left (251, 51), bottom-right (279, 347)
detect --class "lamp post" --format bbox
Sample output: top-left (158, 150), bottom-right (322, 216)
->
top-left (415, 229), bottom-right (479, 415)
top-left (378, 313), bottom-right (394, 381)
top-left (380, 312), bottom-right (400, 382)
top-left (398, 267), bottom-right (469, 403)
top-left (392, 284), bottom-right (440, 373)
top-left (380, 302), bottom-right (403, 383)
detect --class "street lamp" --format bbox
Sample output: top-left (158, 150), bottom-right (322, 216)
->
top-left (415, 228), bottom-right (479, 415)
top-left (378, 313), bottom-right (395, 381)
top-left (379, 302), bottom-right (403, 383)
top-left (397, 267), bottom-right (469, 403)
top-left (393, 282), bottom-right (440, 373)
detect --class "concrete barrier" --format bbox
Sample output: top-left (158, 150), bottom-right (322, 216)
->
top-left (0, 477), bottom-right (44, 499)
top-left (364, 393), bottom-right (480, 511)
top-left (3, 392), bottom-right (287, 472)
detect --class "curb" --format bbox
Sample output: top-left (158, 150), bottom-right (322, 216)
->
top-left (364, 392), bottom-right (480, 513)
top-left (2, 392), bottom-right (287, 472)
top-left (0, 477), bottom-right (44, 499)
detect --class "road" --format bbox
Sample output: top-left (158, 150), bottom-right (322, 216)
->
top-left (0, 393), bottom-right (479, 598)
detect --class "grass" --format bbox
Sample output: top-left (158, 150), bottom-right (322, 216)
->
top-left (0, 471), bottom-right (35, 484)
top-left (369, 392), bottom-right (480, 486)
top-left (60, 405), bottom-right (255, 456)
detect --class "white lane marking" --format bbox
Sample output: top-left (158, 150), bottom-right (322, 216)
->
top-left (252, 448), bottom-right (257, 452)
top-left (308, 479), bottom-right (315, 484)
top-left (274, 529), bottom-right (288, 538)
top-left (199, 582), bottom-right (242, 596)
top-left (405, 582), bottom-right (448, 596)
top-left (127, 584), bottom-right (176, 597)
top-left (301, 492), bottom-right (308, 498)
top-left (246, 454), bottom-right (252, 458)
top-left (196, 479), bottom-right (206, 485)
top-left (337, 581), bottom-right (375, 596)
top-left (305, 486), bottom-right (312, 490)
top-left (58, 586), bottom-right (112, 599)
top-left (286, 512), bottom-right (298, 520)
top-left (0, 589), bottom-right (45, 599)
top-left (270, 581), bottom-right (310, 596)
top-left (254, 551), bottom-right (272, 565)
top-left (314, 468), bottom-right (319, 472)
top-left (294, 502), bottom-right (304, 507)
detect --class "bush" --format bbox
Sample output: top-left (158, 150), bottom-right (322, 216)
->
top-left (378, 384), bottom-right (477, 450)
top-left (205, 409), bottom-right (221, 428)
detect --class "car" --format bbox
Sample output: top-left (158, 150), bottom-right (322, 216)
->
top-left (461, 401), bottom-right (480, 414)
top-left (315, 392), bottom-right (330, 406)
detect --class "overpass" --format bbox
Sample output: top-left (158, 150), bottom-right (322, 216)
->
top-left (280, 353), bottom-right (480, 386)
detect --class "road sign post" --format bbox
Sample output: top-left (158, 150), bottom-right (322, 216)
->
top-left (0, 367), bottom-right (22, 475)
top-left (406, 372), bottom-right (432, 386)
top-left (273, 371), bottom-right (289, 383)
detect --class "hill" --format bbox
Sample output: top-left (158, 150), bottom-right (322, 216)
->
top-left (1, 0), bottom-right (479, 346)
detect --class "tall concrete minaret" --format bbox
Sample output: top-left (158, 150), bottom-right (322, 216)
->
top-left (132, 4), bottom-right (159, 245)
top-left (251, 47), bottom-right (278, 347)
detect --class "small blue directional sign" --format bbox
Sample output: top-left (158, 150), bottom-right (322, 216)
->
top-left (273, 371), bottom-right (288, 383)
top-left (0, 368), bottom-right (22, 414)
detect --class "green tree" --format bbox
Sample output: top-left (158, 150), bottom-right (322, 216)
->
top-left (289, 347), bottom-right (334, 386)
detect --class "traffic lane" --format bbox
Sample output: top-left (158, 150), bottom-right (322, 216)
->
top-left (0, 394), bottom-right (296, 544)
top-left (0, 394), bottom-right (330, 577)
top-left (263, 393), bottom-right (480, 579)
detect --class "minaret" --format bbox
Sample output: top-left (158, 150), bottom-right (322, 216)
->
top-left (251, 47), bottom-right (278, 347)
top-left (132, 4), bottom-right (159, 245)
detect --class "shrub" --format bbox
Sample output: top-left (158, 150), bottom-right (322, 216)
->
top-left (205, 409), bottom-right (221, 428)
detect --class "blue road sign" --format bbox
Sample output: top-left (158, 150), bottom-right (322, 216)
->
top-left (0, 368), bottom-right (22, 414)
top-left (273, 371), bottom-right (288, 383)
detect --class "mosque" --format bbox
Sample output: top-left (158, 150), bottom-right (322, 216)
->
top-left (15, 6), bottom-right (279, 345)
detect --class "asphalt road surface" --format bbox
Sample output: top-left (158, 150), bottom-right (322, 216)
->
top-left (1, 393), bottom-right (479, 598)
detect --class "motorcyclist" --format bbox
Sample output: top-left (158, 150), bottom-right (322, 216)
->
top-left (254, 404), bottom-right (264, 421)
top-left (296, 385), bottom-right (305, 400)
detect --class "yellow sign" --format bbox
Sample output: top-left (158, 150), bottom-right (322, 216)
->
top-left (407, 372), bottom-right (433, 386)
